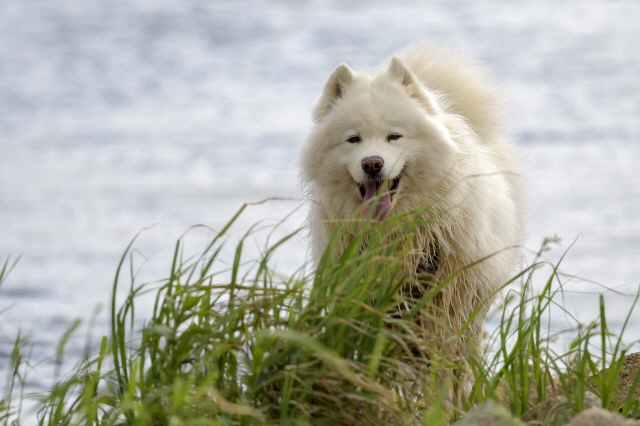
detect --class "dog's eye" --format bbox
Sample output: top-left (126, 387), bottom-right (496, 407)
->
top-left (346, 135), bottom-right (361, 144)
top-left (387, 133), bottom-right (402, 141)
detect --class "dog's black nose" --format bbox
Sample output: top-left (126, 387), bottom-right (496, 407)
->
top-left (361, 156), bottom-right (384, 177)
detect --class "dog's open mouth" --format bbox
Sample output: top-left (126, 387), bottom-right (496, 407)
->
top-left (358, 175), bottom-right (401, 223)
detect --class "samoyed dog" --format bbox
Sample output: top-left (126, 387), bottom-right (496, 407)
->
top-left (300, 44), bottom-right (525, 354)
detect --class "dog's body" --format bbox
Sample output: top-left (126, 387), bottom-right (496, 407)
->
top-left (300, 44), bottom-right (525, 352)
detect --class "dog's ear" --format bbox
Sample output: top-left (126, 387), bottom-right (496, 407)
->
top-left (388, 56), bottom-right (440, 115)
top-left (313, 63), bottom-right (356, 122)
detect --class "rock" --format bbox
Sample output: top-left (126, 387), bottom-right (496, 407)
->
top-left (521, 394), bottom-right (572, 426)
top-left (589, 352), bottom-right (640, 417)
top-left (566, 407), bottom-right (640, 426)
top-left (521, 392), bottom-right (600, 426)
top-left (582, 391), bottom-right (603, 409)
top-left (528, 378), bottom-right (565, 406)
top-left (454, 401), bottom-right (526, 426)
top-left (614, 352), bottom-right (640, 407)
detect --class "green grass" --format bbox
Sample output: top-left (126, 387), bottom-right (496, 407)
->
top-left (1, 203), bottom-right (639, 425)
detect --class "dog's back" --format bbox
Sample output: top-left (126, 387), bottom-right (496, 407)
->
top-left (396, 44), bottom-right (505, 145)
top-left (397, 44), bottom-right (526, 238)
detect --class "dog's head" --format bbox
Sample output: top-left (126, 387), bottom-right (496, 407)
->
top-left (302, 57), bottom-right (459, 224)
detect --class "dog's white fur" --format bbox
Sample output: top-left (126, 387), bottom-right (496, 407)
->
top-left (300, 44), bottom-right (525, 351)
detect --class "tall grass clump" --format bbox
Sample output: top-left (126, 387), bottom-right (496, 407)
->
top-left (0, 257), bottom-right (31, 425)
top-left (27, 203), bottom-right (465, 425)
top-left (469, 237), bottom-right (640, 420)
top-left (1, 202), bottom-right (639, 425)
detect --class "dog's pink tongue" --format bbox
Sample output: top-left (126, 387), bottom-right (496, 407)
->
top-left (363, 181), bottom-right (392, 223)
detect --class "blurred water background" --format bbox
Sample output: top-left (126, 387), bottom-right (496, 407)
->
top-left (1, 0), bottom-right (639, 394)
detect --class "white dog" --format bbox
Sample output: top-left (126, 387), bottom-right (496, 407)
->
top-left (300, 44), bottom-right (525, 354)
